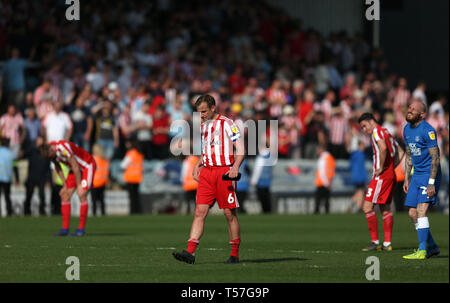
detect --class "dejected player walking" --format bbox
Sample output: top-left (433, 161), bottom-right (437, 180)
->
top-left (39, 140), bottom-right (96, 236)
top-left (402, 99), bottom-right (441, 260)
top-left (359, 113), bottom-right (404, 252)
top-left (173, 94), bottom-right (245, 264)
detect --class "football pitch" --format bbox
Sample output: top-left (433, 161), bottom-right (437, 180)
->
top-left (0, 213), bottom-right (448, 283)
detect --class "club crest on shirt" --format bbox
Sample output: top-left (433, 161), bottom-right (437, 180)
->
top-left (232, 126), bottom-right (239, 134)
top-left (415, 136), bottom-right (420, 142)
top-left (428, 131), bottom-right (436, 140)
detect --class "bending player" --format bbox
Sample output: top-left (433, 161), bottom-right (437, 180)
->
top-left (173, 94), bottom-right (245, 264)
top-left (359, 113), bottom-right (404, 251)
top-left (39, 140), bottom-right (96, 236)
top-left (402, 99), bottom-right (441, 259)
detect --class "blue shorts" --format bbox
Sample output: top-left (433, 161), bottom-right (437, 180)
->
top-left (404, 174), bottom-right (441, 208)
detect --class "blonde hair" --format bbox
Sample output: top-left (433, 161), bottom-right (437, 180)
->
top-left (92, 144), bottom-right (105, 158)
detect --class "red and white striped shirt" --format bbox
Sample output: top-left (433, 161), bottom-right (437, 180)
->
top-left (0, 113), bottom-right (24, 146)
top-left (329, 116), bottom-right (349, 145)
top-left (370, 126), bottom-right (396, 179)
top-left (201, 114), bottom-right (241, 167)
top-left (50, 140), bottom-right (94, 170)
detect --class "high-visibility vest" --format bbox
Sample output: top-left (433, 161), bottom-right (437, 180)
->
top-left (123, 149), bottom-right (144, 184)
top-left (182, 155), bottom-right (199, 192)
top-left (395, 157), bottom-right (405, 182)
top-left (53, 163), bottom-right (70, 186)
top-left (93, 155), bottom-right (109, 188)
top-left (315, 151), bottom-right (336, 187)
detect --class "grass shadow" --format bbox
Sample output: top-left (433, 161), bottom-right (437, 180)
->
top-left (198, 257), bottom-right (308, 265)
top-left (85, 233), bottom-right (135, 237)
top-left (392, 247), bottom-right (419, 251)
top-left (240, 257), bottom-right (309, 263)
top-left (432, 255), bottom-right (448, 259)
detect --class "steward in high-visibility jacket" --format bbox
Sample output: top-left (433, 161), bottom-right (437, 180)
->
top-left (180, 155), bottom-right (199, 214)
top-left (122, 148), bottom-right (144, 184)
top-left (93, 155), bottom-right (110, 188)
top-left (315, 150), bottom-right (336, 189)
top-left (314, 146), bottom-right (336, 214)
top-left (91, 144), bottom-right (110, 216)
top-left (181, 155), bottom-right (199, 192)
top-left (121, 142), bottom-right (144, 214)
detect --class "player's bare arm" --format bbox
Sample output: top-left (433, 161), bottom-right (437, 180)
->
top-left (192, 158), bottom-right (203, 182)
top-left (375, 138), bottom-right (387, 176)
top-left (226, 138), bottom-right (245, 178)
top-left (65, 127), bottom-right (73, 141)
top-left (394, 140), bottom-right (405, 168)
top-left (427, 146), bottom-right (440, 198)
top-left (53, 160), bottom-right (67, 186)
top-left (403, 145), bottom-right (413, 193)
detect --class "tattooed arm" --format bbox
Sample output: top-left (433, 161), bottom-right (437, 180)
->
top-left (427, 146), bottom-right (440, 198)
top-left (403, 145), bottom-right (413, 194)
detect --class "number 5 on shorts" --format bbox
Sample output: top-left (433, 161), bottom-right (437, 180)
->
top-left (366, 188), bottom-right (373, 197)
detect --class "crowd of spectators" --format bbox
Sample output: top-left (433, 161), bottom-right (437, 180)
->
top-left (0, 0), bottom-right (448, 170)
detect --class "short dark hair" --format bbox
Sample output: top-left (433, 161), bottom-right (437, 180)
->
top-left (358, 112), bottom-right (376, 124)
top-left (195, 94), bottom-right (216, 109)
top-left (0, 137), bottom-right (10, 147)
top-left (38, 143), bottom-right (52, 158)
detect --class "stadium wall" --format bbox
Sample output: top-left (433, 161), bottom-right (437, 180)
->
top-left (3, 159), bottom-right (448, 216)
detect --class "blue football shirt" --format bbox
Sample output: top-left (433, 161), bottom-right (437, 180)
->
top-left (403, 120), bottom-right (439, 176)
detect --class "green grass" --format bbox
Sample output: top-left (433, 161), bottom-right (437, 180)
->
top-left (0, 213), bottom-right (448, 283)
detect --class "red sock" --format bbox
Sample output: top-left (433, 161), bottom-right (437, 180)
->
top-left (187, 238), bottom-right (199, 255)
top-left (78, 201), bottom-right (88, 230)
top-left (230, 237), bottom-right (241, 258)
top-left (383, 211), bottom-right (393, 243)
top-left (365, 211), bottom-right (378, 242)
top-left (61, 201), bottom-right (71, 230)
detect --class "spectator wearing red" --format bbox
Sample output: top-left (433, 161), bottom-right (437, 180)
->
top-left (339, 74), bottom-right (357, 101)
top-left (228, 66), bottom-right (247, 94)
top-left (0, 104), bottom-right (25, 160)
top-left (151, 105), bottom-right (170, 160)
top-left (329, 107), bottom-right (350, 159)
top-left (297, 89), bottom-right (315, 137)
top-left (277, 122), bottom-right (290, 159)
top-left (266, 79), bottom-right (287, 119)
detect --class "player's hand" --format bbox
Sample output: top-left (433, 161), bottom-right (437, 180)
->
top-left (193, 165), bottom-right (202, 182)
top-left (426, 184), bottom-right (436, 198)
top-left (403, 180), bottom-right (409, 193)
top-left (226, 167), bottom-right (239, 179)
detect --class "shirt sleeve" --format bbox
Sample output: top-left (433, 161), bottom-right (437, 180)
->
top-left (224, 120), bottom-right (241, 143)
top-left (424, 127), bottom-right (438, 148)
top-left (372, 128), bottom-right (383, 142)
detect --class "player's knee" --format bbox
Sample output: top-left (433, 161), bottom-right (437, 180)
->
top-left (416, 208), bottom-right (427, 218)
top-left (194, 207), bottom-right (208, 219)
top-left (362, 203), bottom-right (373, 214)
top-left (408, 208), bottom-right (417, 220)
top-left (223, 210), bottom-right (236, 222)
